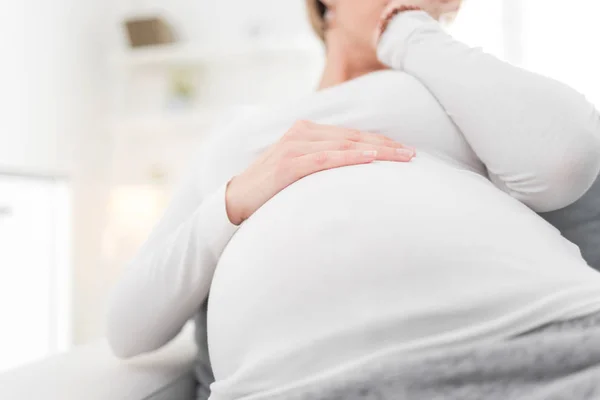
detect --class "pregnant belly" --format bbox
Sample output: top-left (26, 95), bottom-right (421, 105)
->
top-left (207, 153), bottom-right (582, 384)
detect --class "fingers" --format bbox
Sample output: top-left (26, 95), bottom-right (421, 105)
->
top-left (303, 123), bottom-right (409, 150)
top-left (381, 3), bottom-right (400, 22)
top-left (382, 1), bottom-right (411, 17)
top-left (370, 145), bottom-right (415, 162)
top-left (292, 150), bottom-right (380, 179)
top-left (292, 145), bottom-right (414, 180)
top-left (293, 140), bottom-right (415, 161)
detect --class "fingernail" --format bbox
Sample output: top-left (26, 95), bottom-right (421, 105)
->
top-left (363, 150), bottom-right (378, 157)
top-left (396, 148), bottom-right (414, 157)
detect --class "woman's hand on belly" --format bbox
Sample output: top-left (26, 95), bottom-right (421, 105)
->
top-left (225, 120), bottom-right (415, 225)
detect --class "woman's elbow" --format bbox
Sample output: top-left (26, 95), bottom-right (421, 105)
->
top-left (105, 271), bottom-right (184, 359)
top-left (519, 124), bottom-right (600, 212)
top-left (106, 295), bottom-right (140, 359)
top-left (107, 333), bottom-right (138, 360)
top-left (105, 272), bottom-right (155, 359)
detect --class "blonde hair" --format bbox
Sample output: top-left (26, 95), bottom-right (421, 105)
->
top-left (306, 0), bottom-right (327, 42)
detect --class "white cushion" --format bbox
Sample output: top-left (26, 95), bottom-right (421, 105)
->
top-left (0, 328), bottom-right (197, 400)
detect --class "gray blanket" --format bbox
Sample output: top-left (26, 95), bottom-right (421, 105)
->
top-left (261, 312), bottom-right (600, 400)
top-left (196, 310), bottom-right (600, 400)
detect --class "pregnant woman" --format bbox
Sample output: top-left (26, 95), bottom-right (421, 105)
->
top-left (108, 1), bottom-right (600, 399)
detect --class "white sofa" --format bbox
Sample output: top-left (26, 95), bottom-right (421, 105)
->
top-left (0, 328), bottom-right (197, 400)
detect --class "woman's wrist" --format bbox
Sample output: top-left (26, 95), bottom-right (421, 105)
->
top-left (225, 177), bottom-right (246, 226)
top-left (375, 4), bottom-right (423, 47)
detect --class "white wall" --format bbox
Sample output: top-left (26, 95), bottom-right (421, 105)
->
top-left (0, 4), bottom-right (63, 172)
top-left (0, 1), bottom-right (113, 345)
top-left (0, 2), bottom-right (110, 174)
top-left (54, 1), bottom-right (114, 345)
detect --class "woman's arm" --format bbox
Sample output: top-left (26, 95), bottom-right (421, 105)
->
top-left (377, 10), bottom-right (600, 212)
top-left (106, 164), bottom-right (239, 358)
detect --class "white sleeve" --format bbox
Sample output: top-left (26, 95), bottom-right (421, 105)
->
top-left (377, 11), bottom-right (600, 212)
top-left (106, 160), bottom-right (239, 359)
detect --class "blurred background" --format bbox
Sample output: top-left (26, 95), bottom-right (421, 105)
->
top-left (0, 0), bottom-right (599, 373)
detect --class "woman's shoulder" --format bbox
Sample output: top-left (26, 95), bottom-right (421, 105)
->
top-left (193, 105), bottom-right (283, 191)
top-left (199, 91), bottom-right (336, 183)
top-left (205, 105), bottom-right (278, 155)
top-left (206, 100), bottom-right (316, 153)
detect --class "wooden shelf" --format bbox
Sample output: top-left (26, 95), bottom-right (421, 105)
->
top-left (111, 38), bottom-right (323, 69)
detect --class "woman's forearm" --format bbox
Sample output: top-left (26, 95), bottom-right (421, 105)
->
top-left (378, 10), bottom-right (600, 212)
top-left (106, 182), bottom-right (238, 359)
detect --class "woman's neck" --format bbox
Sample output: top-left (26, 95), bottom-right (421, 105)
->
top-left (318, 35), bottom-right (387, 90)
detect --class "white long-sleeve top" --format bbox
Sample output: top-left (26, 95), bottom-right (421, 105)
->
top-left (107, 11), bottom-right (600, 400)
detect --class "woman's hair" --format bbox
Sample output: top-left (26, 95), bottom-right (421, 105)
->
top-left (306, 0), bottom-right (327, 42)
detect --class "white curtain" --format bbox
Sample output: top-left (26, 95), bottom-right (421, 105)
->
top-left (520, 0), bottom-right (600, 106)
top-left (451, 0), bottom-right (600, 107)
top-left (449, 0), bottom-right (507, 59)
